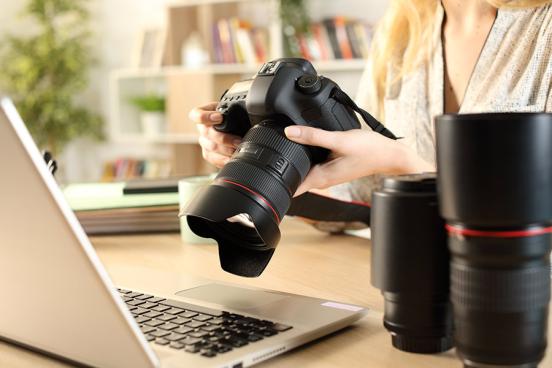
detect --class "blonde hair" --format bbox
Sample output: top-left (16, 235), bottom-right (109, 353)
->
top-left (370, 0), bottom-right (552, 115)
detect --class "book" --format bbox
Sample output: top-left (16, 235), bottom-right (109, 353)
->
top-left (64, 182), bottom-right (181, 235)
top-left (334, 17), bottom-right (354, 59)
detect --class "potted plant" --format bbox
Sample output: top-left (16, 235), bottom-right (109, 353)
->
top-left (130, 94), bottom-right (166, 137)
top-left (0, 0), bottom-right (103, 156)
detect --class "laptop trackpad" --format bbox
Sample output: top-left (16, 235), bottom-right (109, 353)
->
top-left (175, 283), bottom-right (287, 310)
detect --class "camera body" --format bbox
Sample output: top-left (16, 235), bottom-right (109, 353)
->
top-left (184, 58), bottom-right (395, 277)
top-left (215, 58), bottom-right (361, 147)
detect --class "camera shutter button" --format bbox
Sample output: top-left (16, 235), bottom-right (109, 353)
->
top-left (297, 74), bottom-right (322, 94)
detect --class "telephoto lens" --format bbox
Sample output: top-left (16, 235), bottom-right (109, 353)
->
top-left (371, 173), bottom-right (453, 353)
top-left (436, 113), bottom-right (552, 368)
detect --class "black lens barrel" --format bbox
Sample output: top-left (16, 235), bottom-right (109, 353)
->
top-left (217, 121), bottom-right (312, 221)
top-left (436, 113), bottom-right (552, 368)
top-left (371, 173), bottom-right (453, 354)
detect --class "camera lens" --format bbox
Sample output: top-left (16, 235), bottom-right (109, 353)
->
top-left (371, 173), bottom-right (453, 354)
top-left (185, 120), bottom-right (320, 277)
top-left (436, 113), bottom-right (552, 368)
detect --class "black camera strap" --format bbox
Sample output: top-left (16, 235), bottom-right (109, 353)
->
top-left (288, 192), bottom-right (371, 225)
top-left (332, 88), bottom-right (399, 140)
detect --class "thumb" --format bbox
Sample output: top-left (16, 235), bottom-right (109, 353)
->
top-left (284, 126), bottom-right (340, 150)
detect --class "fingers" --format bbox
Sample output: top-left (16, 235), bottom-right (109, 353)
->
top-left (202, 149), bottom-right (231, 168)
top-left (198, 136), bottom-right (236, 157)
top-left (294, 158), bottom-right (358, 196)
top-left (189, 102), bottom-right (223, 126)
top-left (196, 124), bottom-right (242, 147)
top-left (284, 126), bottom-right (342, 151)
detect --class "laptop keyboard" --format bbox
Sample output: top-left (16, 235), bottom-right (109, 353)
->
top-left (118, 288), bottom-right (293, 358)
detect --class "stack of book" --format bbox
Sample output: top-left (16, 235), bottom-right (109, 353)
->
top-left (64, 182), bottom-right (180, 235)
top-left (286, 17), bottom-right (373, 61)
top-left (212, 18), bottom-right (269, 64)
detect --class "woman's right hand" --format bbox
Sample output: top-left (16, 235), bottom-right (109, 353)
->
top-left (189, 102), bottom-right (243, 168)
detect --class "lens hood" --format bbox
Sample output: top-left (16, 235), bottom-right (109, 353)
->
top-left (436, 113), bottom-right (552, 226)
top-left (183, 183), bottom-right (281, 277)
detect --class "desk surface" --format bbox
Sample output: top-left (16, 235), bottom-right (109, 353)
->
top-left (0, 219), bottom-right (550, 368)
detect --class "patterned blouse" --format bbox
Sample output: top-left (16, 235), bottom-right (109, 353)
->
top-left (316, 3), bottom-right (552, 232)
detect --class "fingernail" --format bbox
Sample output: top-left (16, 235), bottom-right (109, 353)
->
top-left (210, 113), bottom-right (223, 122)
top-left (232, 139), bottom-right (242, 147)
top-left (285, 126), bottom-right (301, 138)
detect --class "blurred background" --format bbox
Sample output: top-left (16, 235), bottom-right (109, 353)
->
top-left (0, 0), bottom-right (389, 185)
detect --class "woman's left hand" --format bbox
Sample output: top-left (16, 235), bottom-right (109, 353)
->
top-left (284, 126), bottom-right (434, 196)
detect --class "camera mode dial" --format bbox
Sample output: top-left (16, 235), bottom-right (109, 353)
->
top-left (296, 74), bottom-right (322, 94)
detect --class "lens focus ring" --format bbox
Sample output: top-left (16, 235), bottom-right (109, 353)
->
top-left (244, 123), bottom-right (311, 180)
top-left (451, 263), bottom-right (551, 312)
top-left (218, 160), bottom-right (291, 219)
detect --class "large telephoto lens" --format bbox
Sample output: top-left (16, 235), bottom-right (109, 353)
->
top-left (436, 113), bottom-right (552, 368)
top-left (371, 173), bottom-right (453, 353)
top-left (185, 120), bottom-right (321, 277)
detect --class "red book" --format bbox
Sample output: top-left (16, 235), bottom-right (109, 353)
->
top-left (334, 16), bottom-right (353, 59)
top-left (312, 23), bottom-right (331, 60)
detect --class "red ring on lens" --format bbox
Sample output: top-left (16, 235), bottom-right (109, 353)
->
top-left (220, 179), bottom-right (281, 223)
top-left (445, 224), bottom-right (552, 238)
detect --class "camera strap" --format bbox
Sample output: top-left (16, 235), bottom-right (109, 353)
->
top-left (332, 88), bottom-right (399, 140)
top-left (288, 192), bottom-right (371, 225)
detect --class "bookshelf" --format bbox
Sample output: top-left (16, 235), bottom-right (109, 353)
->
top-left (108, 0), bottom-right (376, 178)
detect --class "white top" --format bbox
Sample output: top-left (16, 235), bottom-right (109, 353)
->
top-left (316, 3), bottom-right (552, 231)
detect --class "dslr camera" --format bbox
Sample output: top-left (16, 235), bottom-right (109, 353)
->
top-left (183, 58), bottom-right (396, 277)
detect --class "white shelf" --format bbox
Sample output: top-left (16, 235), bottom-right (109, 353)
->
top-left (113, 133), bottom-right (199, 145)
top-left (112, 60), bottom-right (368, 80)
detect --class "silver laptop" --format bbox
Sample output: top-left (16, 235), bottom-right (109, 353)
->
top-left (0, 97), bottom-right (367, 368)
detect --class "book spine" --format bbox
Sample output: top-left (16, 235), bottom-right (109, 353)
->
top-left (211, 23), bottom-right (224, 63)
top-left (229, 17), bottom-right (244, 63)
top-left (334, 17), bottom-right (353, 59)
top-left (346, 21), bottom-right (362, 59)
top-left (323, 19), bottom-right (342, 59)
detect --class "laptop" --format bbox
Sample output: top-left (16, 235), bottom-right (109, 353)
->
top-left (0, 97), bottom-right (368, 368)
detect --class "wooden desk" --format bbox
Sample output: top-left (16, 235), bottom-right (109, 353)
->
top-left (0, 219), bottom-right (550, 367)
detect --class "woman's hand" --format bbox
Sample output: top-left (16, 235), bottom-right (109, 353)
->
top-left (189, 102), bottom-right (242, 168)
top-left (284, 126), bottom-right (434, 196)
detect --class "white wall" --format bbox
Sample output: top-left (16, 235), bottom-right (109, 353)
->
top-left (0, 0), bottom-right (389, 183)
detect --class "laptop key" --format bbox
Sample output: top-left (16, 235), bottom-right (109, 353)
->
top-left (155, 338), bottom-right (169, 346)
top-left (158, 314), bottom-right (177, 322)
top-left (151, 330), bottom-right (170, 338)
top-left (200, 349), bottom-right (217, 358)
top-left (193, 314), bottom-right (212, 322)
top-left (209, 318), bottom-right (224, 325)
top-left (152, 305), bottom-right (171, 312)
top-left (127, 299), bottom-right (146, 307)
top-left (169, 341), bottom-right (185, 350)
top-left (143, 311), bottom-right (163, 319)
top-left (181, 337), bottom-right (203, 346)
top-left (135, 294), bottom-right (153, 300)
top-left (133, 307), bottom-right (150, 315)
top-left (145, 334), bottom-right (155, 342)
top-left (189, 331), bottom-right (208, 338)
top-left (160, 300), bottom-right (223, 317)
top-left (165, 332), bottom-right (186, 342)
top-left (135, 316), bottom-right (151, 324)
top-left (148, 297), bottom-right (166, 303)
top-left (140, 326), bottom-right (155, 334)
top-left (165, 307), bottom-right (184, 315)
top-left (173, 317), bottom-right (191, 325)
top-left (159, 322), bottom-right (179, 331)
top-left (247, 334), bottom-right (263, 342)
top-left (185, 345), bottom-right (200, 353)
top-left (122, 296), bottom-right (133, 302)
top-left (186, 321), bottom-right (206, 329)
top-left (145, 319), bottom-right (164, 327)
top-left (201, 324), bottom-right (221, 332)
top-left (180, 311), bottom-right (198, 319)
top-left (126, 292), bottom-right (143, 298)
top-left (174, 326), bottom-right (193, 335)
top-left (118, 288), bottom-right (131, 294)
top-left (140, 302), bottom-right (158, 310)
